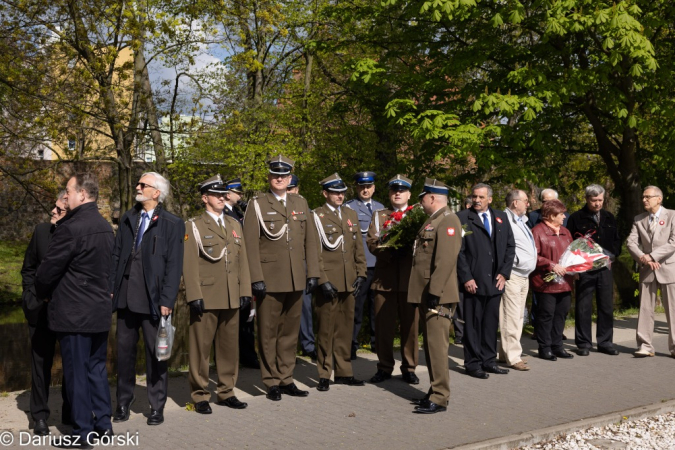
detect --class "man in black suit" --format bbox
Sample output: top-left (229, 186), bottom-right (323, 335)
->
top-left (21, 192), bottom-right (71, 436)
top-left (567, 184), bottom-right (622, 356)
top-left (110, 172), bottom-right (185, 426)
top-left (224, 177), bottom-right (260, 369)
top-left (36, 173), bottom-right (115, 446)
top-left (457, 183), bottom-right (516, 379)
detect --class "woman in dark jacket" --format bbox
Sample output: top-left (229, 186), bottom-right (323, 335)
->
top-left (530, 199), bottom-right (575, 361)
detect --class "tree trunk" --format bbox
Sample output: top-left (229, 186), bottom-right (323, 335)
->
top-left (134, 45), bottom-right (174, 212)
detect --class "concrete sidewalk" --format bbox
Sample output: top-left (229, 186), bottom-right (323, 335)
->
top-left (1, 314), bottom-right (674, 449)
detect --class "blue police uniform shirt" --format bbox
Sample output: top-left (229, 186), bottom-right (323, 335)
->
top-left (345, 197), bottom-right (384, 268)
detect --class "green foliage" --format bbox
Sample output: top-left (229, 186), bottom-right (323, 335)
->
top-left (0, 241), bottom-right (28, 303)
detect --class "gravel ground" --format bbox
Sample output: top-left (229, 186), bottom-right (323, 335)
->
top-left (519, 412), bottom-right (675, 449)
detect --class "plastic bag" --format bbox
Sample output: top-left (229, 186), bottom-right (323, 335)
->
top-left (156, 314), bottom-right (175, 361)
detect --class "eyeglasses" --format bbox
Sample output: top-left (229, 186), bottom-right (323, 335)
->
top-left (137, 182), bottom-right (156, 190)
top-left (642, 195), bottom-right (660, 199)
top-left (54, 206), bottom-right (64, 214)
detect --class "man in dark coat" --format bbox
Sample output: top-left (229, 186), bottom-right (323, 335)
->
top-left (457, 183), bottom-right (516, 379)
top-left (110, 172), bottom-right (185, 426)
top-left (36, 173), bottom-right (115, 446)
top-left (566, 184), bottom-right (622, 356)
top-left (21, 191), bottom-right (71, 436)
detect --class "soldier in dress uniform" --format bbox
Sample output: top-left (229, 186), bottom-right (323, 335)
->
top-left (345, 171), bottom-right (383, 359)
top-left (408, 178), bottom-right (462, 414)
top-left (288, 175), bottom-right (318, 360)
top-left (183, 175), bottom-right (252, 414)
top-left (223, 177), bottom-right (260, 370)
top-left (312, 173), bottom-right (368, 391)
top-left (242, 156), bottom-right (321, 400)
top-left (366, 175), bottom-right (420, 385)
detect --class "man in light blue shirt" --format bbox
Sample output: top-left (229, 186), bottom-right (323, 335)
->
top-left (499, 190), bottom-right (537, 371)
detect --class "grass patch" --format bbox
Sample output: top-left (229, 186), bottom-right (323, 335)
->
top-left (0, 240), bottom-right (28, 303)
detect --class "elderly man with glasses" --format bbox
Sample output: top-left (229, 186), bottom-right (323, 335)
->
top-left (627, 186), bottom-right (675, 358)
top-left (110, 172), bottom-right (185, 426)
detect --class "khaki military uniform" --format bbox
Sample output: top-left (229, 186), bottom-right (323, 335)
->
top-left (243, 192), bottom-right (320, 389)
top-left (183, 212), bottom-right (252, 403)
top-left (313, 204), bottom-right (366, 379)
top-left (367, 208), bottom-right (419, 376)
top-left (408, 206), bottom-right (462, 406)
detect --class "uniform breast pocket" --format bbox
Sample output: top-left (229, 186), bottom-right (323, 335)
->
top-left (201, 240), bottom-right (221, 256)
top-left (264, 218), bottom-right (283, 232)
top-left (200, 277), bottom-right (215, 287)
top-left (295, 215), bottom-right (307, 230)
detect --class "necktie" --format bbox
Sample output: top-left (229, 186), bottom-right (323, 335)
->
top-left (594, 212), bottom-right (600, 224)
top-left (135, 212), bottom-right (148, 250)
top-left (218, 217), bottom-right (225, 234)
top-left (366, 203), bottom-right (372, 215)
top-left (649, 215), bottom-right (657, 236)
top-left (336, 207), bottom-right (342, 220)
top-left (482, 212), bottom-right (491, 236)
top-left (280, 198), bottom-right (286, 208)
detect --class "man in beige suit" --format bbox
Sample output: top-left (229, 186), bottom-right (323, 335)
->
top-left (408, 178), bottom-right (462, 414)
top-left (243, 156), bottom-right (322, 400)
top-left (626, 185), bottom-right (675, 358)
top-left (184, 175), bottom-right (252, 414)
top-left (312, 173), bottom-right (368, 391)
top-left (367, 175), bottom-right (419, 385)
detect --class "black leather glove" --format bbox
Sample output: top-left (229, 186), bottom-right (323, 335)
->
top-left (426, 294), bottom-right (440, 312)
top-left (306, 277), bottom-right (319, 294)
top-left (252, 281), bottom-right (266, 300)
top-left (189, 299), bottom-right (205, 316)
top-left (351, 276), bottom-right (367, 298)
top-left (320, 281), bottom-right (338, 300)
top-left (240, 296), bottom-right (252, 309)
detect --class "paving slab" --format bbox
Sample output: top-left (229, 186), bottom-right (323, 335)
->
top-left (1, 314), bottom-right (674, 449)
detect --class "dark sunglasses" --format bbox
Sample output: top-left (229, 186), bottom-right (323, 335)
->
top-left (54, 205), bottom-right (65, 214)
top-left (137, 182), bottom-right (156, 190)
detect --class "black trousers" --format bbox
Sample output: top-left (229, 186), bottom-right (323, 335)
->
top-left (239, 302), bottom-right (259, 365)
top-left (28, 315), bottom-right (71, 422)
top-left (58, 331), bottom-right (111, 440)
top-left (116, 308), bottom-right (168, 411)
top-left (452, 292), bottom-right (465, 339)
top-left (535, 292), bottom-right (571, 352)
top-left (462, 294), bottom-right (501, 372)
top-left (575, 268), bottom-right (614, 349)
top-left (352, 267), bottom-right (376, 351)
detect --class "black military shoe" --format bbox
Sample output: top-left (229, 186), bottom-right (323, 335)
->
top-left (411, 395), bottom-right (430, 406)
top-left (317, 378), bottom-right (330, 392)
top-left (413, 401), bottom-right (447, 414)
top-left (334, 376), bottom-right (365, 386)
top-left (217, 396), bottom-right (248, 409)
top-left (279, 383), bottom-right (309, 397)
top-left (553, 349), bottom-right (574, 359)
top-left (577, 348), bottom-right (590, 356)
top-left (369, 370), bottom-right (392, 383)
top-left (538, 350), bottom-right (557, 361)
top-left (401, 372), bottom-right (420, 385)
top-left (266, 386), bottom-right (282, 401)
top-left (194, 401), bottom-right (212, 414)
